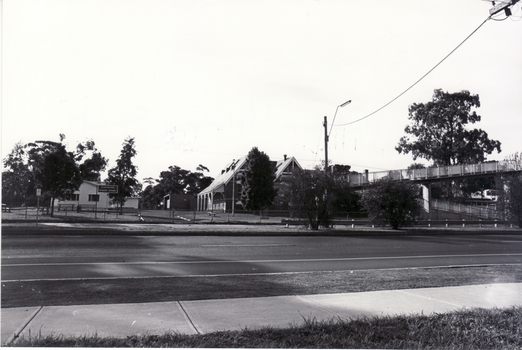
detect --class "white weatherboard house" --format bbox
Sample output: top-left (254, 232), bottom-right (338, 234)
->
top-left (55, 181), bottom-right (140, 211)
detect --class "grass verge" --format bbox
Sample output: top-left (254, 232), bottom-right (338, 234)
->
top-left (11, 306), bottom-right (522, 349)
top-left (2, 265), bottom-right (521, 308)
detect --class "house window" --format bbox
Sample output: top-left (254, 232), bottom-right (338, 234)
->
top-left (88, 194), bottom-right (100, 202)
top-left (67, 194), bottom-right (79, 201)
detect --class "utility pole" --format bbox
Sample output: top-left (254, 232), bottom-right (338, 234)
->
top-left (232, 171), bottom-right (235, 216)
top-left (323, 116), bottom-right (329, 174)
top-left (323, 100), bottom-right (351, 174)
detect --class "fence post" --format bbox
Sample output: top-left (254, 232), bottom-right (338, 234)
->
top-left (445, 219), bottom-right (448, 228)
top-left (462, 219), bottom-right (466, 228)
top-left (351, 219), bottom-right (355, 229)
top-left (495, 219), bottom-right (498, 228)
top-left (479, 219), bottom-right (482, 228)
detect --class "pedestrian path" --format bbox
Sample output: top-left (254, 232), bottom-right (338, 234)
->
top-left (2, 283), bottom-right (521, 345)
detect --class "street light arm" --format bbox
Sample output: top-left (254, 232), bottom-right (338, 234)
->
top-left (328, 100), bottom-right (351, 137)
top-left (340, 100), bottom-right (352, 108)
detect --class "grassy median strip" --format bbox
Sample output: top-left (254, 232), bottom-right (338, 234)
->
top-left (2, 265), bottom-right (521, 308)
top-left (10, 306), bottom-right (522, 348)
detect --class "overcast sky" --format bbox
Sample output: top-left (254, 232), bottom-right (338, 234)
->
top-left (2, 0), bottom-right (521, 182)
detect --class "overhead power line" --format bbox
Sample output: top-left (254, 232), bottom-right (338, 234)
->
top-left (335, 15), bottom-right (492, 128)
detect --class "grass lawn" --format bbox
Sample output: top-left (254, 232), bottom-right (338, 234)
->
top-left (10, 307), bottom-right (522, 348)
top-left (2, 265), bottom-right (521, 308)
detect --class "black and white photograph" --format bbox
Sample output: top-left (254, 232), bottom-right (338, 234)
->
top-left (2, 0), bottom-right (522, 348)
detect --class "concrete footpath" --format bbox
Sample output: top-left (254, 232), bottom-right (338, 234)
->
top-left (2, 283), bottom-right (521, 345)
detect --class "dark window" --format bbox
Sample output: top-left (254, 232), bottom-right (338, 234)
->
top-left (67, 194), bottom-right (79, 201)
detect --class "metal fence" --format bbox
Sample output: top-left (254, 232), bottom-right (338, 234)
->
top-left (431, 199), bottom-right (503, 220)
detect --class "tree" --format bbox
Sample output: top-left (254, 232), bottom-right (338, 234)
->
top-left (74, 140), bottom-right (108, 181)
top-left (408, 163), bottom-right (426, 170)
top-left (3, 136), bottom-right (108, 214)
top-left (40, 145), bottom-right (82, 216)
top-left (193, 164), bottom-right (213, 193)
top-left (25, 140), bottom-right (84, 216)
top-left (13, 140), bottom-right (83, 216)
top-left (139, 166), bottom-right (214, 209)
top-left (26, 141), bottom-right (64, 184)
top-left (2, 142), bottom-right (33, 206)
top-left (106, 137), bottom-right (140, 213)
top-left (396, 89), bottom-right (501, 166)
top-left (240, 147), bottom-right (278, 212)
top-left (360, 179), bottom-right (422, 229)
top-left (503, 175), bottom-right (522, 228)
top-left (196, 164), bottom-right (209, 172)
top-left (329, 164), bottom-right (361, 216)
top-left (331, 164), bottom-right (352, 174)
top-left (287, 169), bottom-right (334, 229)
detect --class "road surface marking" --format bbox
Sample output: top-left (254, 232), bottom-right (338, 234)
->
top-left (3, 253), bottom-right (522, 267)
top-left (2, 263), bottom-right (520, 282)
top-left (201, 244), bottom-right (295, 247)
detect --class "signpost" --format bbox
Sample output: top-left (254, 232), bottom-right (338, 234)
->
top-left (98, 185), bottom-right (118, 193)
top-left (95, 185), bottom-right (118, 219)
top-left (36, 188), bottom-right (41, 226)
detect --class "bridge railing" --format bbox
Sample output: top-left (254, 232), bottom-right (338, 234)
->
top-left (432, 199), bottom-right (503, 220)
top-left (348, 160), bottom-right (519, 186)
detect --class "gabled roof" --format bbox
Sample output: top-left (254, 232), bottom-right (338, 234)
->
top-left (198, 156), bottom-right (247, 195)
top-left (198, 155), bottom-right (302, 195)
top-left (275, 156), bottom-right (302, 179)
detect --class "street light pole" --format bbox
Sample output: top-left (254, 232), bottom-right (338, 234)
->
top-left (324, 100), bottom-right (351, 173)
top-left (323, 116), bottom-right (329, 174)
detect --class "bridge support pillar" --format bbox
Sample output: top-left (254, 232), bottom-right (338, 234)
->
top-left (428, 181), bottom-right (432, 220)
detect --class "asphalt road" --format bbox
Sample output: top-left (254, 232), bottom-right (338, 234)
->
top-left (2, 233), bottom-right (522, 281)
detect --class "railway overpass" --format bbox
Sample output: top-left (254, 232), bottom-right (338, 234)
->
top-left (346, 160), bottom-right (520, 187)
top-left (346, 160), bottom-right (521, 220)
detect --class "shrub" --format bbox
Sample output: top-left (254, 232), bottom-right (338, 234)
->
top-left (503, 174), bottom-right (522, 228)
top-left (360, 179), bottom-right (422, 229)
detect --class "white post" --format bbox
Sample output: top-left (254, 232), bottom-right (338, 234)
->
top-left (95, 185), bottom-right (98, 219)
top-left (232, 172), bottom-right (235, 216)
top-left (36, 188), bottom-right (41, 227)
top-left (36, 194), bottom-right (39, 227)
